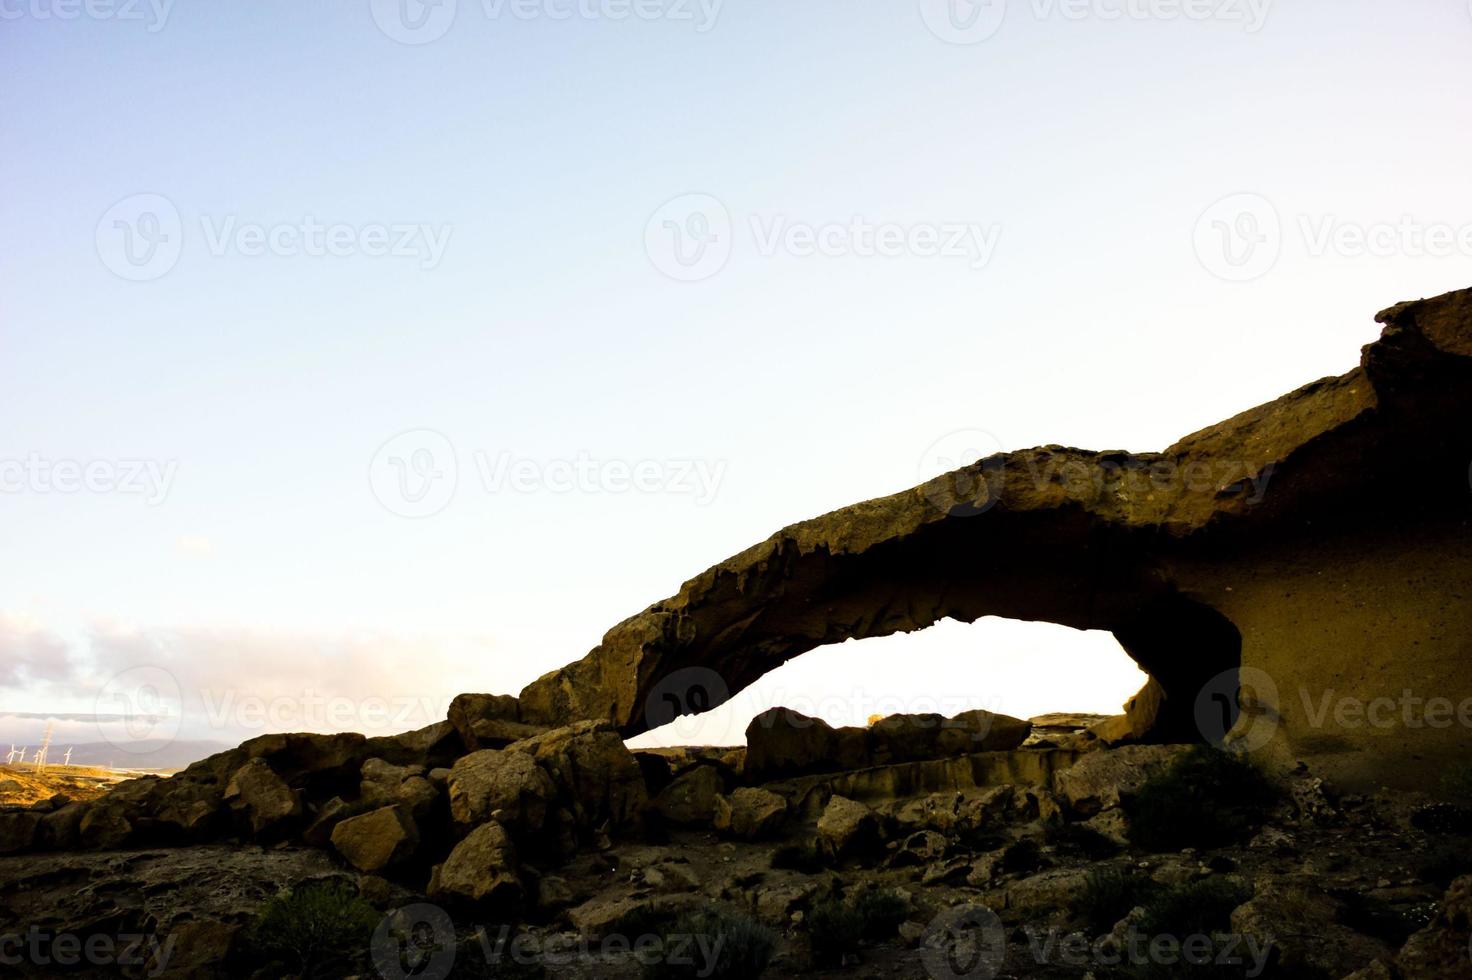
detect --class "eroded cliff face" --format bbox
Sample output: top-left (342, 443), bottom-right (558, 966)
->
top-left (518, 287), bottom-right (1472, 790)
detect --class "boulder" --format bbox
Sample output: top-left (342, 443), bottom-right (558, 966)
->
top-left (1386, 874), bottom-right (1472, 980)
top-left (816, 795), bottom-right (882, 860)
top-left (448, 692), bottom-right (549, 751)
top-left (330, 805), bottom-right (418, 872)
top-left (713, 787), bottom-right (788, 841)
top-left (224, 758), bottom-right (302, 838)
top-left (447, 748), bottom-right (556, 832)
top-left (429, 820), bottom-right (522, 911)
top-left (0, 811), bottom-right (41, 854)
top-left (1229, 876), bottom-right (1393, 978)
top-left (508, 722), bottom-right (647, 835)
top-left (1053, 744), bottom-right (1190, 816)
top-left (651, 764), bottom-right (725, 826)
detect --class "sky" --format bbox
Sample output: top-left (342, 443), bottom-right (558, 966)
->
top-left (3, 0), bottom-right (1472, 760)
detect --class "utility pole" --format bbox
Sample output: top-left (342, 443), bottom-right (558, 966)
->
top-left (33, 722), bottom-right (54, 773)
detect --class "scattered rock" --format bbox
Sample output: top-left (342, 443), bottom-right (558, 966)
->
top-left (330, 805), bottom-right (418, 872)
top-left (817, 795), bottom-right (882, 861)
top-left (1054, 744), bottom-right (1189, 816)
top-left (223, 759), bottom-right (302, 838)
top-left (652, 764), bottom-right (725, 826)
top-left (714, 788), bottom-right (788, 841)
top-left (430, 820), bottom-right (522, 911)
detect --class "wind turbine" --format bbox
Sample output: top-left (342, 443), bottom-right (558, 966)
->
top-left (4, 745), bottom-right (17, 765)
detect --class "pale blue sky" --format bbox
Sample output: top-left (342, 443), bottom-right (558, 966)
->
top-left (3, 0), bottom-right (1471, 755)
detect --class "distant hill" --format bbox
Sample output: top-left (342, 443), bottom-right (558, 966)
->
top-left (60, 739), bottom-right (233, 772)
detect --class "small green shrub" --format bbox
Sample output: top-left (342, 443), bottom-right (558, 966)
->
top-left (1071, 868), bottom-right (1162, 933)
top-left (1126, 747), bottom-right (1281, 851)
top-left (1136, 878), bottom-right (1250, 939)
top-left (770, 841), bottom-right (826, 873)
top-left (1415, 843), bottom-right (1472, 888)
top-left (644, 908), bottom-right (776, 980)
top-left (1047, 822), bottom-right (1121, 860)
top-left (853, 889), bottom-right (909, 939)
top-left (249, 882), bottom-right (381, 979)
top-left (806, 897), bottom-right (864, 967)
top-left (998, 837), bottom-right (1043, 875)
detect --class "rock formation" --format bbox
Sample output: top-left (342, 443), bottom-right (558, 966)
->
top-left (519, 287), bottom-right (1472, 790)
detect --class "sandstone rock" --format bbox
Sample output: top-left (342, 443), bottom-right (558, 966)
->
top-left (330, 805), bottom-right (418, 872)
top-left (755, 879), bottom-right (819, 922)
top-left (147, 919), bottom-right (237, 979)
top-left (744, 707), bottom-right (1032, 782)
top-left (567, 895), bottom-right (649, 938)
top-left (429, 820), bottom-right (522, 911)
top-left (1391, 874), bottom-right (1472, 979)
top-left (302, 796), bottom-right (354, 848)
top-left (449, 692), bottom-right (550, 751)
top-left (817, 795), bottom-right (882, 860)
top-left (361, 720), bottom-right (461, 768)
top-left (1083, 808), bottom-right (1132, 847)
top-left (224, 758), bottom-right (302, 838)
top-left (1053, 744), bottom-right (1190, 816)
top-left (643, 860), bottom-right (700, 893)
top-left (509, 722), bottom-right (648, 836)
top-left (652, 764), bottom-right (724, 826)
top-left (890, 829), bottom-right (948, 867)
top-left (534, 873), bottom-right (575, 913)
top-left (38, 802), bottom-right (86, 850)
top-left (1229, 876), bottom-right (1393, 978)
top-left (1002, 868), bottom-right (1092, 913)
top-left (448, 748), bottom-right (556, 832)
top-left (0, 811), bottom-right (41, 854)
top-left (713, 787), bottom-right (788, 841)
top-left (78, 802), bottom-right (134, 849)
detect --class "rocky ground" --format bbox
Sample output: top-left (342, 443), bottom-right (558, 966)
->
top-left (0, 764), bottom-right (131, 807)
top-left (1, 704), bottom-right (1469, 978)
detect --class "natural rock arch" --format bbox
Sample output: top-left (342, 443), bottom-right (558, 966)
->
top-left (517, 287), bottom-right (1472, 790)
